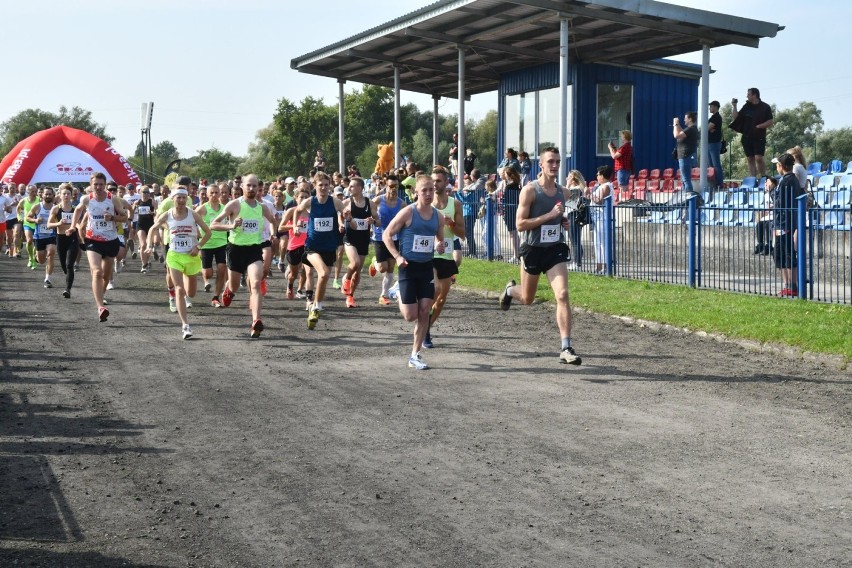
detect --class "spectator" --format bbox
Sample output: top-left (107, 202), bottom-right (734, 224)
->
top-left (607, 130), bottom-right (633, 190)
top-left (480, 179), bottom-right (501, 259)
top-left (730, 88), bottom-right (774, 178)
top-left (501, 167), bottom-right (522, 262)
top-left (313, 149), bottom-right (327, 172)
top-left (754, 175), bottom-right (776, 256)
top-left (673, 111), bottom-right (698, 192)
top-left (497, 148), bottom-right (520, 177)
top-left (771, 153), bottom-right (804, 297)
top-left (448, 133), bottom-right (458, 176)
top-left (565, 170), bottom-right (586, 271)
top-left (517, 151), bottom-right (533, 186)
top-left (787, 146), bottom-right (809, 190)
top-left (459, 169), bottom-right (485, 257)
top-left (589, 165), bottom-right (613, 275)
top-left (463, 148), bottom-right (477, 176)
top-left (707, 101), bottom-right (724, 189)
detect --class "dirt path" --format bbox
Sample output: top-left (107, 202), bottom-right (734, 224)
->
top-left (1, 253), bottom-right (850, 567)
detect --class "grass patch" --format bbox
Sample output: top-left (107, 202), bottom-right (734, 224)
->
top-left (456, 258), bottom-right (852, 360)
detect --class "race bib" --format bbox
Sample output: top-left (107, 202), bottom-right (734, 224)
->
top-left (354, 218), bottom-right (369, 230)
top-left (540, 224), bottom-right (560, 243)
top-left (138, 206), bottom-right (151, 215)
top-left (313, 217), bottom-right (333, 232)
top-left (296, 218), bottom-right (308, 231)
top-left (61, 211), bottom-right (73, 224)
top-left (437, 238), bottom-right (451, 252)
top-left (411, 235), bottom-right (435, 253)
top-left (91, 215), bottom-right (110, 232)
top-left (172, 237), bottom-right (193, 252)
top-left (241, 219), bottom-right (260, 233)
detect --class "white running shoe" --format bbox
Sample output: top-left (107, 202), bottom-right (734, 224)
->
top-left (388, 281), bottom-right (400, 301)
top-left (185, 297), bottom-right (193, 308)
top-left (107, 281), bottom-right (115, 291)
top-left (182, 324), bottom-right (193, 340)
top-left (408, 353), bottom-right (429, 370)
top-left (43, 278), bottom-right (52, 289)
top-left (169, 297), bottom-right (177, 313)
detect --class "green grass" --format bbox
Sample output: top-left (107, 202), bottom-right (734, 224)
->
top-left (455, 258), bottom-right (852, 361)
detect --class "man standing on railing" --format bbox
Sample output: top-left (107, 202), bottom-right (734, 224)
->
top-left (498, 147), bottom-right (581, 366)
top-left (731, 88), bottom-right (774, 178)
top-left (771, 153), bottom-right (804, 297)
top-left (673, 112), bottom-right (698, 193)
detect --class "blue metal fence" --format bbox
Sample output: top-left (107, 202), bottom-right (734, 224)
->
top-left (471, 190), bottom-right (852, 304)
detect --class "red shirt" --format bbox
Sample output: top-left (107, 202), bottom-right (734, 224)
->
top-left (614, 143), bottom-right (632, 172)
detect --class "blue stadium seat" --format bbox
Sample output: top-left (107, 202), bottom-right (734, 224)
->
top-left (836, 174), bottom-right (852, 192)
top-left (707, 191), bottom-right (728, 208)
top-left (827, 159), bottom-right (844, 174)
top-left (846, 161), bottom-right (852, 174)
top-left (715, 209), bottom-right (740, 226)
top-left (807, 162), bottom-right (823, 175)
top-left (812, 190), bottom-right (832, 209)
top-left (739, 176), bottom-right (757, 191)
top-left (816, 174), bottom-right (837, 193)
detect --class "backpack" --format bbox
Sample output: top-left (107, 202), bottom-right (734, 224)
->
top-left (566, 196), bottom-right (590, 227)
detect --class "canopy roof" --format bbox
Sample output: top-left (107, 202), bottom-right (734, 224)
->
top-left (291, 0), bottom-right (782, 98)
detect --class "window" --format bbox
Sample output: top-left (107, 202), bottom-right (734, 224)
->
top-left (596, 83), bottom-right (632, 156)
top-left (504, 87), bottom-right (572, 159)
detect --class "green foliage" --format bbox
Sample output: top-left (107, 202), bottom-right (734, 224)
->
top-left (355, 141), bottom-right (383, 180)
top-left (767, 101), bottom-right (823, 159)
top-left (467, 110), bottom-right (498, 171)
top-left (817, 127), bottom-right (852, 166)
top-left (238, 124), bottom-right (278, 179)
top-left (0, 106), bottom-right (114, 157)
top-left (188, 147), bottom-right (242, 182)
top-left (269, 96), bottom-right (338, 176)
top-left (344, 85), bottom-right (393, 165)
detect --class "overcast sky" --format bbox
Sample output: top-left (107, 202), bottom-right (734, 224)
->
top-left (3, 0), bottom-right (846, 159)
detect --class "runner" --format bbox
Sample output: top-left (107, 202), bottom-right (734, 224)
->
top-left (147, 187), bottom-right (211, 339)
top-left (293, 172), bottom-right (348, 329)
top-left (25, 187), bottom-right (57, 288)
top-left (425, 166), bottom-right (465, 348)
top-left (498, 146), bottom-right (581, 366)
top-left (0, 186), bottom-right (13, 255)
top-left (17, 185), bottom-right (39, 270)
top-left (258, 187), bottom-right (285, 296)
top-left (156, 183), bottom-right (179, 312)
top-left (381, 175), bottom-right (446, 370)
top-left (9, 184), bottom-right (26, 259)
top-left (331, 185), bottom-right (346, 290)
top-left (71, 172), bottom-right (128, 322)
top-left (209, 173), bottom-right (279, 338)
top-left (369, 178), bottom-right (404, 305)
top-left (278, 186), bottom-right (312, 301)
top-left (106, 181), bottom-right (131, 290)
top-left (195, 184), bottom-right (228, 306)
top-left (124, 183), bottom-right (141, 260)
top-left (47, 184), bottom-right (79, 298)
top-left (340, 177), bottom-right (379, 308)
top-left (133, 186), bottom-right (157, 272)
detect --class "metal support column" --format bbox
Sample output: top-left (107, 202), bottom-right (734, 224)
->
top-left (457, 47), bottom-right (466, 180)
top-left (338, 79), bottom-right (346, 175)
top-left (433, 95), bottom-right (440, 168)
top-left (394, 67), bottom-right (401, 168)
top-left (559, 17), bottom-right (570, 183)
top-left (699, 44), bottom-right (710, 195)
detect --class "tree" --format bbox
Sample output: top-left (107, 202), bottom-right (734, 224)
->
top-left (766, 101), bottom-right (823, 160)
top-left (467, 110), bottom-right (498, 171)
top-left (269, 96), bottom-right (337, 176)
top-left (190, 148), bottom-right (242, 181)
top-left (0, 106), bottom-right (114, 157)
top-left (239, 124), bottom-right (279, 180)
top-left (817, 128), bottom-right (852, 166)
top-left (344, 85), bottom-right (393, 165)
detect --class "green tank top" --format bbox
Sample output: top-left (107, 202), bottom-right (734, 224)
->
top-left (201, 202), bottom-right (227, 249)
top-left (228, 199), bottom-right (264, 246)
top-left (158, 198), bottom-right (174, 245)
top-left (21, 196), bottom-right (39, 226)
top-left (434, 196), bottom-right (456, 260)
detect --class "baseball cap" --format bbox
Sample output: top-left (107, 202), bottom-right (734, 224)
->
top-left (334, 186), bottom-right (345, 195)
top-left (285, 177), bottom-right (296, 184)
top-left (771, 153), bottom-right (795, 169)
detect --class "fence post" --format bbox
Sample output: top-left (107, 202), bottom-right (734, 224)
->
top-left (604, 194), bottom-right (614, 276)
top-left (796, 195), bottom-right (808, 300)
top-left (687, 195), bottom-right (698, 288)
top-left (486, 196), bottom-right (495, 261)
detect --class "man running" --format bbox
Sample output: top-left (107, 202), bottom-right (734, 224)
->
top-left (72, 172), bottom-right (128, 322)
top-left (294, 172), bottom-right (348, 329)
top-left (425, 166), bottom-right (465, 348)
top-left (47, 184), bottom-right (79, 298)
top-left (381, 175), bottom-right (445, 370)
top-left (340, 177), bottom-right (379, 308)
top-left (17, 185), bottom-right (40, 270)
top-left (369, 178), bottom-right (404, 305)
top-left (147, 187), bottom-right (211, 339)
top-left (25, 187), bottom-right (57, 288)
top-left (498, 146), bottom-right (581, 366)
top-left (210, 173), bottom-right (279, 338)
top-left (195, 183), bottom-right (228, 306)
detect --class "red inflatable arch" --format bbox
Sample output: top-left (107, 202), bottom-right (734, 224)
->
top-left (0, 125), bottom-right (139, 186)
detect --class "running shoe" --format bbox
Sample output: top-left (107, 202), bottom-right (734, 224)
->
top-left (169, 297), bottom-right (177, 313)
top-left (778, 288), bottom-right (793, 297)
top-left (559, 347), bottom-right (582, 365)
top-left (185, 297), bottom-right (192, 308)
top-left (43, 278), bottom-right (52, 289)
top-left (240, 274), bottom-right (246, 288)
top-left (278, 261), bottom-right (286, 273)
top-left (118, 260), bottom-right (125, 273)
top-left (408, 353), bottom-right (429, 370)
top-left (422, 331), bottom-right (433, 349)
top-left (107, 281), bottom-right (115, 291)
top-left (15, 252), bottom-right (21, 258)
top-left (222, 287), bottom-right (235, 307)
top-left (332, 278), bottom-right (341, 290)
top-left (295, 289), bottom-right (306, 300)
top-left (29, 259), bottom-right (37, 270)
top-left (98, 307), bottom-right (110, 322)
top-left (307, 308), bottom-right (320, 330)
top-left (140, 264), bottom-right (148, 273)
top-left (369, 262), bottom-right (377, 277)
top-left (159, 253), bottom-right (165, 264)
top-left (345, 295), bottom-right (356, 308)
top-left (204, 281), bottom-right (212, 292)
top-left (211, 297), bottom-right (221, 308)
top-left (131, 250), bottom-right (138, 259)
top-left (102, 298), bottom-right (109, 305)
top-left (287, 287), bottom-right (294, 300)
top-left (260, 279), bottom-right (268, 296)
top-left (388, 281), bottom-right (399, 299)
top-left (182, 324), bottom-right (193, 340)
top-left (153, 250), bottom-right (160, 261)
top-left (499, 279), bottom-right (515, 311)
top-left (341, 278), bottom-right (352, 296)
top-left (62, 289), bottom-right (71, 299)
top-left (250, 319), bottom-right (264, 338)
top-left (378, 295), bottom-right (392, 306)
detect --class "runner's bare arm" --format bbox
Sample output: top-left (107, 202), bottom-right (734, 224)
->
top-left (382, 207), bottom-right (413, 265)
top-left (209, 201), bottom-right (239, 231)
top-left (193, 211), bottom-right (212, 249)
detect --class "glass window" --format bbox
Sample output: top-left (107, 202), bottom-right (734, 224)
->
top-left (504, 93), bottom-right (535, 155)
top-left (538, 87), bottom-right (571, 157)
top-left (596, 83), bottom-right (632, 156)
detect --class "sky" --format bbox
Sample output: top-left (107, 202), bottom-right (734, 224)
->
top-left (3, 0), bottom-right (848, 161)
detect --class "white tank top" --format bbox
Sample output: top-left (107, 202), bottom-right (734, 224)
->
top-left (167, 209), bottom-right (198, 253)
top-left (85, 193), bottom-right (118, 242)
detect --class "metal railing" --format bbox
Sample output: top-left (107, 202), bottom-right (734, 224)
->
top-left (468, 191), bottom-right (852, 304)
